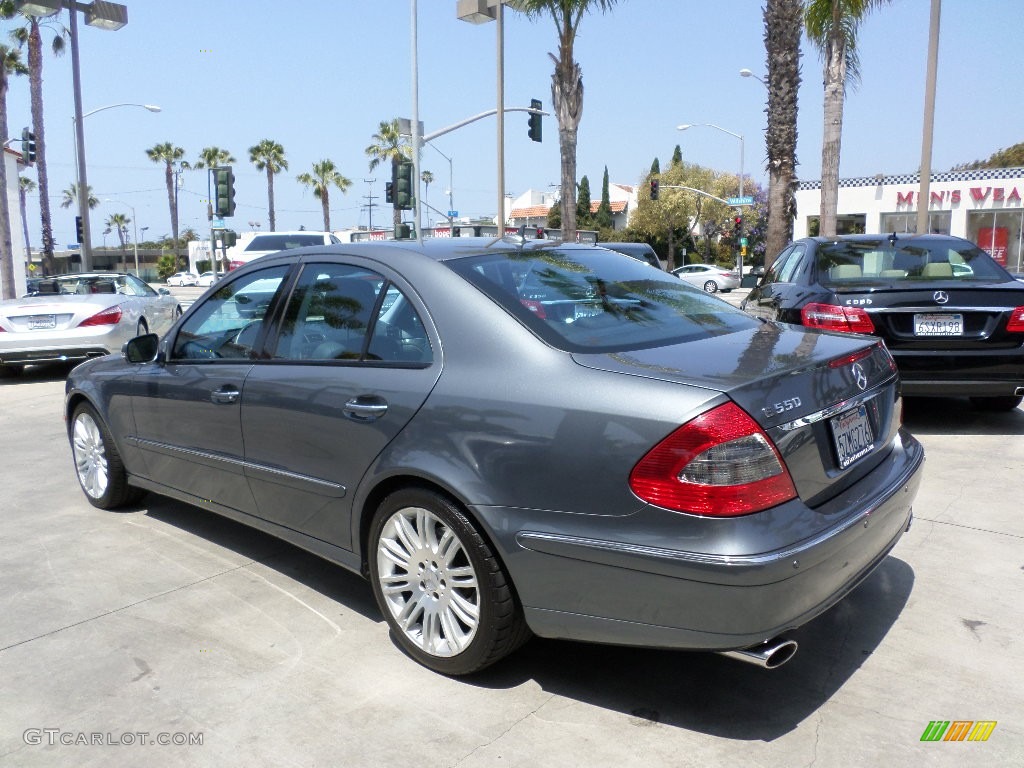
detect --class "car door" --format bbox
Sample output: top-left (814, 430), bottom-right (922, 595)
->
top-left (129, 265), bottom-right (292, 513)
top-left (240, 259), bottom-right (441, 550)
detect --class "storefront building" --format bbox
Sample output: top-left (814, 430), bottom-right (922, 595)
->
top-left (794, 167), bottom-right (1024, 272)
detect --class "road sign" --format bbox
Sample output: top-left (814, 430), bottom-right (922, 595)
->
top-left (740, 237), bottom-right (749, 246)
top-left (727, 196), bottom-right (755, 206)
top-left (211, 218), bottom-right (225, 229)
top-left (447, 210), bottom-right (459, 218)
top-left (27, 263), bottom-right (37, 272)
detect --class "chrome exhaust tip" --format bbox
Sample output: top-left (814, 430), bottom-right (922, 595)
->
top-left (720, 637), bottom-right (798, 669)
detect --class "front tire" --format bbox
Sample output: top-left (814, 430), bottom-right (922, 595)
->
top-left (70, 403), bottom-right (144, 509)
top-left (970, 395), bottom-right (1023, 412)
top-left (703, 279), bottom-right (718, 293)
top-left (368, 488), bottom-right (529, 675)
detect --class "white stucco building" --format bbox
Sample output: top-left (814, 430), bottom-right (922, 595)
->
top-left (507, 183), bottom-right (637, 231)
top-left (1, 146), bottom-right (28, 297)
top-left (795, 167), bottom-right (1024, 272)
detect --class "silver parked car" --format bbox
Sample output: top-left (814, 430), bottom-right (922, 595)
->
top-left (1, 273), bottom-right (181, 375)
top-left (64, 240), bottom-right (923, 674)
top-left (672, 263), bottom-right (741, 293)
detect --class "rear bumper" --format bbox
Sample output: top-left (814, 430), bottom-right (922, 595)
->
top-left (0, 346), bottom-right (110, 366)
top-left (473, 430), bottom-right (924, 651)
top-left (894, 349), bottom-right (1024, 396)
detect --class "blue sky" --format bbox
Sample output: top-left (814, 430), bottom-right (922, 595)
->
top-left (6, 0), bottom-right (1022, 248)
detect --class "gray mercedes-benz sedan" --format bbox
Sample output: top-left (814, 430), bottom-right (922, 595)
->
top-left (65, 238), bottom-right (924, 675)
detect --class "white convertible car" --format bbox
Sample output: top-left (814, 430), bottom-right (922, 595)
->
top-left (0, 273), bottom-right (182, 375)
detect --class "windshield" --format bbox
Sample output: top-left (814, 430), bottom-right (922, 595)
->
top-left (447, 247), bottom-right (758, 353)
top-left (817, 239), bottom-right (1011, 285)
top-left (245, 234), bottom-right (326, 252)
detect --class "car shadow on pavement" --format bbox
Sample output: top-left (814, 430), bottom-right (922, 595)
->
top-left (0, 361), bottom-right (75, 384)
top-left (470, 556), bottom-right (915, 742)
top-left (902, 396), bottom-right (1024, 436)
top-left (141, 495), bottom-right (382, 623)
top-left (136, 494), bottom-right (913, 742)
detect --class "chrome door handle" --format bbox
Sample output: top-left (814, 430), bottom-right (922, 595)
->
top-left (211, 387), bottom-right (240, 404)
top-left (344, 397), bottom-right (388, 422)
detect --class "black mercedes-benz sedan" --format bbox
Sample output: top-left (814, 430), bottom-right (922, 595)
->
top-left (741, 234), bottom-right (1024, 411)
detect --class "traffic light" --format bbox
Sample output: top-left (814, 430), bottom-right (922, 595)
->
top-left (394, 159), bottom-right (414, 211)
top-left (528, 98), bottom-right (542, 143)
top-left (650, 179), bottom-right (660, 200)
top-left (21, 127), bottom-right (36, 163)
top-left (395, 223), bottom-right (411, 240)
top-left (452, 226), bottom-right (461, 237)
top-left (75, 216), bottom-right (84, 244)
top-left (733, 213), bottom-right (743, 235)
top-left (536, 227), bottom-right (544, 239)
top-left (222, 230), bottom-right (238, 247)
top-left (212, 166), bottom-right (236, 218)
top-left (385, 181), bottom-right (394, 204)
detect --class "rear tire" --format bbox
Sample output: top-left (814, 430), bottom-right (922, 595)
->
top-left (70, 403), bottom-right (145, 509)
top-left (368, 488), bottom-right (529, 675)
top-left (703, 280), bottom-right (718, 293)
top-left (970, 395), bottom-right (1023, 412)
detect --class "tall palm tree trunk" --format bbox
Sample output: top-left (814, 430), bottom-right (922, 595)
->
top-left (764, 0), bottom-right (802, 266)
top-left (321, 192), bottom-right (330, 232)
top-left (553, 51), bottom-right (582, 242)
top-left (391, 158), bottom-right (401, 233)
top-left (266, 167), bottom-right (276, 231)
top-left (819, 37), bottom-right (846, 237)
top-left (163, 163), bottom-right (177, 260)
top-left (0, 73), bottom-right (15, 300)
top-left (27, 22), bottom-right (56, 275)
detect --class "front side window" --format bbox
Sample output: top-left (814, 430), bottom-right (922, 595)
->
top-left (448, 247), bottom-right (757, 353)
top-left (170, 266), bottom-right (289, 360)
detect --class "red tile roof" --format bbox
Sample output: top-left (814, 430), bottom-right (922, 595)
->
top-left (509, 200), bottom-right (628, 219)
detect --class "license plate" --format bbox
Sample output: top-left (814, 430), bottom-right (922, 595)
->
top-left (914, 313), bottom-right (963, 336)
top-left (28, 314), bottom-right (56, 330)
top-left (831, 404), bottom-right (875, 469)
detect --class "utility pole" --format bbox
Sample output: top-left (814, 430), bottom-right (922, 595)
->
top-left (362, 179), bottom-right (378, 231)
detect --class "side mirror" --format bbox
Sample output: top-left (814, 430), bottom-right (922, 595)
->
top-left (158, 287), bottom-right (170, 296)
top-left (123, 333), bottom-right (160, 363)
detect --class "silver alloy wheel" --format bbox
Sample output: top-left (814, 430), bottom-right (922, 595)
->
top-left (72, 411), bottom-right (109, 500)
top-left (376, 505), bottom-right (481, 658)
top-left (703, 279), bottom-right (718, 293)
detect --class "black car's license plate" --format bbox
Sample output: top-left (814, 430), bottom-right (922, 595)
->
top-left (914, 313), bottom-right (963, 336)
top-left (831, 404), bottom-right (874, 469)
top-left (28, 314), bottom-right (57, 330)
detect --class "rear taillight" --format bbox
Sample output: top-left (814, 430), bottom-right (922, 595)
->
top-left (629, 402), bottom-right (797, 516)
top-left (801, 302), bottom-right (875, 334)
top-left (520, 299), bottom-right (547, 318)
top-left (1006, 306), bottom-right (1024, 333)
top-left (229, 261), bottom-right (245, 271)
top-left (78, 305), bottom-right (122, 327)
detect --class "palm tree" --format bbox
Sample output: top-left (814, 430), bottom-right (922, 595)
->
top-left (11, 12), bottom-right (65, 277)
top-left (0, 42), bottom-right (27, 300)
top-left (249, 139), bottom-right (287, 231)
top-left (60, 182), bottom-right (98, 210)
top-left (193, 146), bottom-right (236, 169)
top-left (763, 0), bottom-right (803, 267)
top-left (420, 170), bottom-right (434, 226)
top-left (365, 119), bottom-right (410, 233)
top-left (513, 0), bottom-right (619, 242)
top-left (805, 0), bottom-right (892, 237)
top-left (104, 211), bottom-right (130, 271)
top-left (296, 160), bottom-right (351, 232)
top-left (145, 142), bottom-right (185, 263)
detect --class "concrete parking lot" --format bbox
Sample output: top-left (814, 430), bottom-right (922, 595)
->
top-left (1, 357), bottom-right (1022, 767)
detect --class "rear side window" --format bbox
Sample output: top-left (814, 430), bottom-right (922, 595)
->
top-left (448, 247), bottom-right (758, 353)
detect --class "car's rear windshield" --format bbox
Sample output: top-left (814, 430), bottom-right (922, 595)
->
top-left (817, 239), bottom-right (1011, 285)
top-left (447, 247), bottom-right (758, 353)
top-left (245, 234), bottom-right (325, 251)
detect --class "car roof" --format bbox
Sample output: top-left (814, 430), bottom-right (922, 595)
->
top-left (249, 236), bottom-right (597, 266)
top-left (800, 233), bottom-right (975, 247)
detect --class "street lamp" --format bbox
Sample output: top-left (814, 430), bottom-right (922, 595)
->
top-left (677, 122), bottom-right (745, 271)
top-left (16, 0), bottom-right (131, 272)
top-left (104, 199), bottom-right (138, 277)
top-left (739, 68), bottom-right (768, 87)
top-left (457, 0), bottom-right (505, 233)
